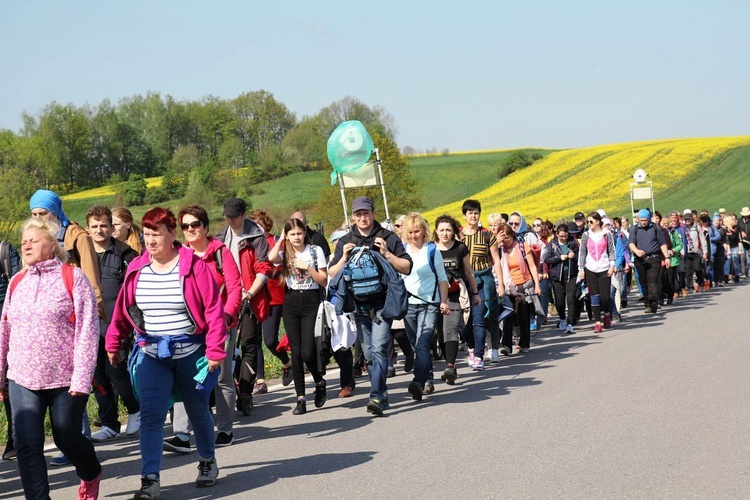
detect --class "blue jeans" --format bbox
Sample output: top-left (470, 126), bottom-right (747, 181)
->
top-left (354, 305), bottom-right (392, 402)
top-left (468, 283), bottom-right (492, 359)
top-left (724, 246), bottom-right (740, 277)
top-left (137, 347), bottom-right (215, 476)
top-left (403, 303), bottom-right (438, 387)
top-left (9, 381), bottom-right (101, 499)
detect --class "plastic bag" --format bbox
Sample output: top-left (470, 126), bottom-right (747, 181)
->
top-left (327, 120), bottom-right (374, 185)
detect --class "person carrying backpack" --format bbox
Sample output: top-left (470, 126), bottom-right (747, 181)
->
top-left (400, 213), bottom-right (450, 401)
top-left (629, 209), bottom-right (671, 313)
top-left (0, 217), bottom-right (102, 499)
top-left (327, 196), bottom-right (412, 416)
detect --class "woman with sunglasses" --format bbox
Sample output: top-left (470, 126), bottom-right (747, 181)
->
top-left (578, 212), bottom-right (616, 333)
top-left (162, 206), bottom-right (243, 453)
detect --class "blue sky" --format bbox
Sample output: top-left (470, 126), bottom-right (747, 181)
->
top-left (1, 0), bottom-right (748, 151)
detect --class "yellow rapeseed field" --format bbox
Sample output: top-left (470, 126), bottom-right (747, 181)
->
top-left (422, 136), bottom-right (750, 224)
top-left (62, 176), bottom-right (163, 201)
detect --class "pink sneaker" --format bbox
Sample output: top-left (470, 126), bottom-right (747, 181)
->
top-left (472, 359), bottom-right (485, 371)
top-left (594, 323), bottom-right (603, 333)
top-left (78, 470), bottom-right (102, 500)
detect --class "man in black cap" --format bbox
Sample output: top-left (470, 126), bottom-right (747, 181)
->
top-left (327, 196), bottom-right (412, 415)
top-left (573, 212), bottom-right (586, 236)
top-left (215, 197), bottom-right (272, 417)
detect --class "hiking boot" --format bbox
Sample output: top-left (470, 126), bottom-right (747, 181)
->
top-left (237, 393), bottom-right (253, 416)
top-left (423, 381), bottom-right (435, 395)
top-left (125, 412), bottom-right (141, 436)
top-left (442, 366), bottom-right (458, 385)
top-left (281, 364), bottom-right (293, 386)
top-left (252, 382), bottom-right (268, 395)
top-left (134, 474), bottom-right (160, 499)
top-left (292, 398), bottom-right (307, 415)
top-left (499, 345), bottom-right (513, 356)
top-left (163, 435), bottom-right (191, 454)
top-left (91, 426), bottom-right (120, 442)
top-left (367, 398), bottom-right (386, 416)
top-left (2, 443), bottom-right (16, 461)
top-left (314, 380), bottom-right (327, 408)
top-left (215, 432), bottom-right (234, 447)
top-left (78, 470), bottom-right (102, 500)
top-left (50, 453), bottom-right (71, 466)
top-left (408, 381), bottom-right (423, 401)
top-left (196, 458), bottom-right (219, 488)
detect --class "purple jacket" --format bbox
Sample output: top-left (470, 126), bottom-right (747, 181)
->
top-left (105, 244), bottom-right (227, 362)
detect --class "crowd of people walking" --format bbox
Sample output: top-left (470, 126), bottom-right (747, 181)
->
top-left (1, 189), bottom-right (748, 499)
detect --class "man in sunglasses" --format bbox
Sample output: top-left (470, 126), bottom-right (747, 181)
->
top-left (628, 208), bottom-right (670, 313)
top-left (215, 198), bottom-right (272, 416)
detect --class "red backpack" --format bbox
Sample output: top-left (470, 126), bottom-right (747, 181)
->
top-left (5, 264), bottom-right (76, 323)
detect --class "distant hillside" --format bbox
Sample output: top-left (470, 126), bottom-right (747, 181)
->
top-left (423, 136), bottom-right (750, 224)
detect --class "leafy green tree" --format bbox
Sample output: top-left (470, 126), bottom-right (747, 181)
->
top-left (229, 90), bottom-right (296, 160)
top-left (37, 103), bottom-right (93, 190)
top-left (498, 150), bottom-right (533, 178)
top-left (163, 144), bottom-right (201, 198)
top-left (121, 174), bottom-right (147, 206)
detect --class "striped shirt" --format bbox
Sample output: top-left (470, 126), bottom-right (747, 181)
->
top-left (464, 228), bottom-right (496, 272)
top-left (136, 261), bottom-right (198, 359)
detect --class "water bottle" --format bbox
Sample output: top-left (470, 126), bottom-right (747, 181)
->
top-left (530, 315), bottom-right (537, 330)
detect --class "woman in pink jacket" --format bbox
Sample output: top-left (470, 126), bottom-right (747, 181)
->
top-left (0, 217), bottom-right (101, 499)
top-left (163, 205), bottom-right (243, 453)
top-left (106, 207), bottom-right (226, 499)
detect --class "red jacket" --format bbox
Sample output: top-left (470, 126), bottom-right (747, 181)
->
top-left (265, 233), bottom-right (286, 306)
top-left (215, 219), bottom-right (272, 323)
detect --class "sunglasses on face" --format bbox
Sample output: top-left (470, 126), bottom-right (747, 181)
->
top-left (180, 221), bottom-right (203, 230)
top-left (532, 223), bottom-right (542, 227)
top-left (394, 224), bottom-right (402, 228)
top-left (508, 222), bottom-right (520, 226)
top-left (587, 220), bottom-right (596, 224)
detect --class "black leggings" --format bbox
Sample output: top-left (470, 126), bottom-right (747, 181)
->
top-left (256, 304), bottom-right (290, 380)
top-left (584, 269), bottom-right (611, 323)
top-left (551, 278), bottom-right (577, 324)
top-left (238, 305), bottom-right (261, 395)
top-left (282, 290), bottom-right (324, 397)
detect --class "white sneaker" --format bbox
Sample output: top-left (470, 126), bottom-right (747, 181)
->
top-left (566, 324), bottom-right (574, 334)
top-left (467, 349), bottom-right (475, 367)
top-left (91, 426), bottom-right (121, 442)
top-left (490, 349), bottom-right (500, 363)
top-left (125, 411), bottom-right (141, 435)
top-left (558, 320), bottom-right (567, 331)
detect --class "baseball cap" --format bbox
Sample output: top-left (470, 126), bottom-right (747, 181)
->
top-left (669, 210), bottom-right (680, 217)
top-left (574, 212), bottom-right (585, 220)
top-left (352, 196), bottom-right (374, 212)
top-left (223, 198), bottom-right (247, 218)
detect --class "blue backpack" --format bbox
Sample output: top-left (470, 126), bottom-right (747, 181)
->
top-left (344, 246), bottom-right (384, 302)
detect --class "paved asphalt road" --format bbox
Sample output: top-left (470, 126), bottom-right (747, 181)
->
top-left (1, 283), bottom-right (749, 499)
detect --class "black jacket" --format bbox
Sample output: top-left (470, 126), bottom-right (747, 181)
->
top-left (544, 238), bottom-right (580, 282)
top-left (98, 238), bottom-right (138, 329)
